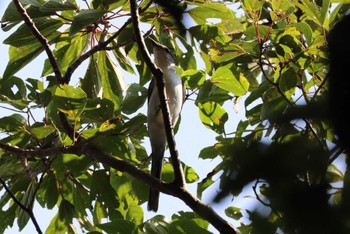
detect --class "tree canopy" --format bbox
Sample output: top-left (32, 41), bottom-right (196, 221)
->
top-left (0, 0), bottom-right (350, 233)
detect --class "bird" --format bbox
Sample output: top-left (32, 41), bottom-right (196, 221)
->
top-left (147, 39), bottom-right (185, 212)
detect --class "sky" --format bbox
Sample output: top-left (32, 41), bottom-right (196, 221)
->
top-left (0, 2), bottom-right (250, 233)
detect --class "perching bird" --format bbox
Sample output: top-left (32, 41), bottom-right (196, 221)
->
top-left (147, 39), bottom-right (185, 212)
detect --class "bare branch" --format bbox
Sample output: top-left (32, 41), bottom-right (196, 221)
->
top-left (12, 0), bottom-right (63, 84)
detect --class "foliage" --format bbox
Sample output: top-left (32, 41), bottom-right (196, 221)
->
top-left (0, 0), bottom-right (349, 233)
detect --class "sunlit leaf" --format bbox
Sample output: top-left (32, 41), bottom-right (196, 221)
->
top-left (51, 85), bottom-right (87, 120)
top-left (210, 65), bottom-right (249, 96)
top-left (198, 101), bottom-right (228, 133)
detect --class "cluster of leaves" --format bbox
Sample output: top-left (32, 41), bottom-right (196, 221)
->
top-left (0, 0), bottom-right (349, 233)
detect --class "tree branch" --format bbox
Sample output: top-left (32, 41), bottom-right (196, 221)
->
top-left (129, 0), bottom-right (185, 187)
top-left (80, 144), bottom-right (241, 234)
top-left (0, 142), bottom-right (77, 159)
top-left (12, 0), bottom-right (63, 84)
top-left (0, 177), bottom-right (43, 234)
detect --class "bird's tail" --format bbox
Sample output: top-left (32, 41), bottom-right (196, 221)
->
top-left (148, 153), bottom-right (163, 212)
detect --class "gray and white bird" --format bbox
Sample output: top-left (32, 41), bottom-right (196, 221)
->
top-left (147, 39), bottom-right (185, 212)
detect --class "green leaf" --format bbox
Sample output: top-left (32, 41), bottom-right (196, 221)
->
top-left (198, 146), bottom-right (218, 160)
top-left (3, 44), bottom-right (43, 79)
top-left (81, 98), bottom-right (115, 123)
top-left (0, 114), bottom-right (27, 132)
top-left (81, 57), bottom-right (102, 98)
top-left (59, 199), bottom-right (77, 223)
top-left (1, 1), bottom-right (55, 26)
top-left (188, 2), bottom-right (232, 25)
top-left (326, 164), bottom-right (344, 183)
top-left (294, 22), bottom-right (313, 46)
top-left (97, 51), bottom-right (125, 112)
top-left (44, 173), bottom-right (59, 209)
top-left (198, 101), bottom-right (228, 134)
top-left (170, 212), bottom-right (211, 234)
top-left (51, 85), bottom-right (87, 120)
top-left (189, 25), bottom-right (228, 45)
top-left (225, 206), bottom-right (243, 220)
top-left (3, 18), bottom-right (62, 47)
top-left (40, 0), bottom-right (78, 12)
top-left (30, 124), bottom-right (56, 140)
top-left (183, 163), bottom-right (199, 183)
top-left (121, 83), bottom-right (148, 114)
top-left (45, 212), bottom-right (67, 234)
top-left (142, 215), bottom-right (169, 234)
top-left (17, 180), bottom-right (37, 230)
top-left (181, 69), bottom-right (206, 90)
top-left (110, 173), bottom-right (132, 199)
top-left (210, 66), bottom-right (249, 96)
top-left (70, 9), bottom-right (107, 37)
top-left (197, 178), bottom-right (214, 199)
top-left (279, 68), bottom-right (297, 97)
top-left (260, 97), bottom-right (288, 122)
top-left (98, 220), bottom-right (137, 234)
top-left (43, 33), bottom-right (90, 75)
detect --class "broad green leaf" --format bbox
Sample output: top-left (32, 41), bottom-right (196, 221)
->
top-left (30, 124), bottom-right (56, 140)
top-left (0, 76), bottom-right (29, 109)
top-left (121, 83), bottom-right (148, 114)
top-left (45, 212), bottom-right (67, 234)
top-left (294, 22), bottom-right (313, 46)
top-left (198, 146), bottom-right (218, 160)
top-left (43, 33), bottom-right (90, 76)
top-left (210, 66), bottom-right (249, 96)
top-left (97, 51), bottom-right (125, 112)
top-left (189, 25), bottom-right (228, 45)
top-left (0, 114), bottom-right (27, 132)
top-left (112, 46), bottom-right (136, 74)
top-left (1, 1), bottom-right (55, 26)
top-left (142, 215), bottom-right (170, 234)
top-left (81, 57), bottom-right (102, 98)
top-left (40, 173), bottom-right (59, 209)
top-left (3, 18), bottom-right (62, 47)
top-left (279, 68), bottom-right (297, 98)
top-left (82, 98), bottom-right (115, 123)
top-left (40, 0), bottom-right (78, 12)
top-left (170, 212), bottom-right (211, 234)
top-left (110, 173), bottom-right (132, 199)
top-left (3, 44), bottom-right (43, 79)
top-left (188, 2), bottom-right (232, 25)
top-left (125, 201), bottom-right (143, 225)
top-left (17, 180), bottom-right (37, 230)
top-left (0, 158), bottom-right (23, 178)
top-left (260, 97), bottom-right (288, 122)
top-left (59, 199), bottom-right (77, 223)
top-left (181, 69), bottom-right (206, 90)
top-left (98, 220), bottom-right (137, 234)
top-left (183, 163), bottom-right (199, 183)
top-left (70, 9), bottom-right (107, 37)
top-left (270, 0), bottom-right (295, 22)
top-left (51, 85), bottom-right (87, 120)
top-left (326, 164), bottom-right (344, 183)
top-left (225, 206), bottom-right (243, 220)
top-left (198, 101), bottom-right (228, 134)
